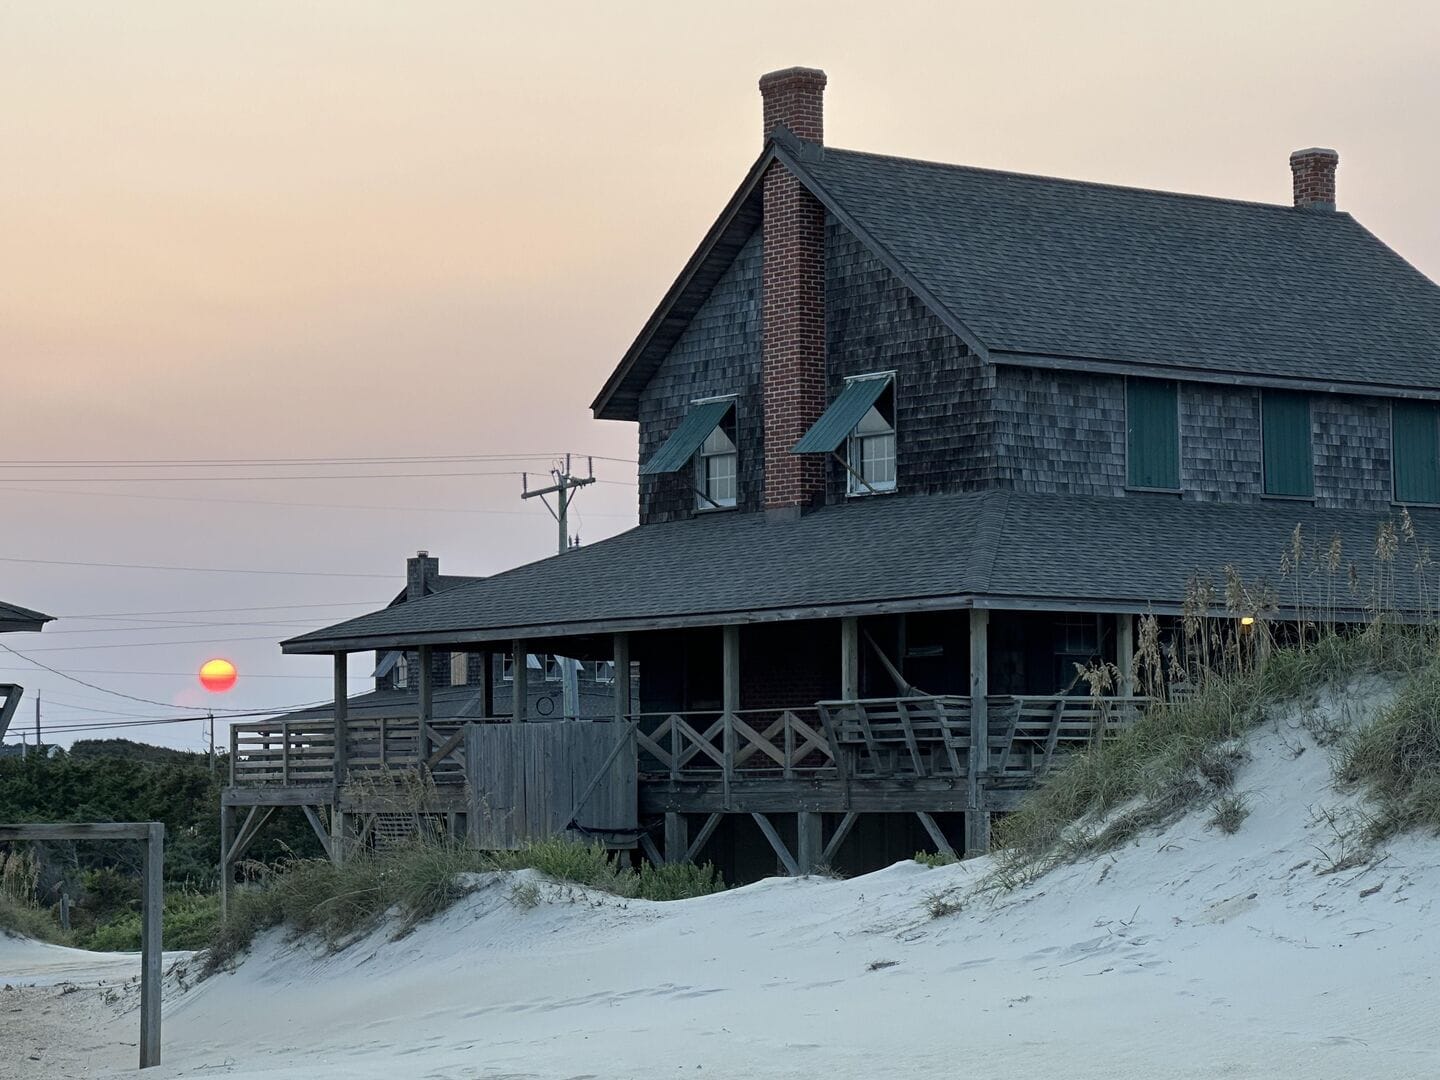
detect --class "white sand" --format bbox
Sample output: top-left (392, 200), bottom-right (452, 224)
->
top-left (8, 682), bottom-right (1440, 1078)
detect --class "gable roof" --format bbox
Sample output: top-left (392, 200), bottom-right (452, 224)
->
top-left (0, 600), bottom-right (52, 634)
top-left (594, 134), bottom-right (1440, 420)
top-left (282, 491), bottom-right (1440, 653)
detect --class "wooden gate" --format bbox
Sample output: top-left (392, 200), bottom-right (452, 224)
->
top-left (465, 722), bottom-right (637, 850)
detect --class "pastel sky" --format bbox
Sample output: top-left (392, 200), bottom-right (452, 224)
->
top-left (2, 0), bottom-right (1437, 747)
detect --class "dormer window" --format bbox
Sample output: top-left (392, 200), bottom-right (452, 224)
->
top-left (696, 410), bottom-right (738, 509)
top-left (638, 396), bottom-right (738, 512)
top-left (848, 381), bottom-right (896, 494)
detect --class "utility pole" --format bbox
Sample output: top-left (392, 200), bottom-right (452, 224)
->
top-left (207, 711), bottom-right (216, 776)
top-left (522, 455), bottom-right (596, 719)
top-left (34, 691), bottom-right (40, 755)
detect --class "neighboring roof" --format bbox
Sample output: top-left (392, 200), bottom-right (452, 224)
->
top-left (594, 132), bottom-right (1440, 420)
top-left (387, 573), bottom-right (485, 607)
top-left (283, 491), bottom-right (1440, 653)
top-left (0, 600), bottom-right (53, 634)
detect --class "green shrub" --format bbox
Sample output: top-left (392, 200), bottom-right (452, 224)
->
top-left (74, 890), bottom-right (220, 952)
top-left (202, 837), bottom-right (725, 974)
top-left (913, 850), bottom-right (958, 868)
top-left (0, 895), bottom-right (67, 944)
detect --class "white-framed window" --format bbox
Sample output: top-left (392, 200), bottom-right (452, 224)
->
top-left (594, 660), bottom-right (616, 684)
top-left (544, 655), bottom-right (564, 682)
top-left (394, 652), bottom-right (410, 689)
top-left (502, 654), bottom-right (515, 682)
top-left (695, 405), bottom-right (738, 509)
top-left (848, 378), bottom-right (897, 494)
top-left (450, 652), bottom-right (468, 686)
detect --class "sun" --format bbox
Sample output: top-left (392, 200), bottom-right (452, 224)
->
top-left (199, 657), bottom-right (238, 693)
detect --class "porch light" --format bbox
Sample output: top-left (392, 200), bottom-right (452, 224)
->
top-left (1239, 616), bottom-right (1256, 627)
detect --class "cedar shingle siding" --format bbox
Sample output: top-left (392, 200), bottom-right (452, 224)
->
top-left (637, 229), bottom-right (763, 524)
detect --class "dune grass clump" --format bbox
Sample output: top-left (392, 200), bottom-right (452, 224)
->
top-left (1339, 653), bottom-right (1440, 841)
top-left (203, 836), bottom-right (724, 974)
top-left (989, 623), bottom-right (1423, 890)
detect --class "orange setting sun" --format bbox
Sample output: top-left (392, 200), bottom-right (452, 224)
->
top-left (199, 657), bottom-right (238, 693)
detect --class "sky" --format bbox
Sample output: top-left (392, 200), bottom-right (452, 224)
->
top-left (2, 0), bottom-right (1438, 749)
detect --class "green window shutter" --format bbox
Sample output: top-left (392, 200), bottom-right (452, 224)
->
top-left (1262, 390), bottom-right (1313, 497)
top-left (1393, 400), bottom-right (1440, 504)
top-left (1126, 379), bottom-right (1179, 490)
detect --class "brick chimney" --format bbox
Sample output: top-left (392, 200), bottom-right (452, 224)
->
top-left (406, 550), bottom-right (439, 601)
top-left (760, 67), bottom-right (828, 513)
top-left (1290, 148), bottom-right (1338, 211)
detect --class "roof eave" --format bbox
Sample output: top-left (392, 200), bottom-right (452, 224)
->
top-left (590, 145), bottom-right (778, 422)
top-left (992, 350), bottom-right (1440, 401)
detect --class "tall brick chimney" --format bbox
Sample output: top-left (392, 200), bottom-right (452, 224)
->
top-left (406, 550), bottom-right (439, 601)
top-left (1290, 147), bottom-right (1338, 211)
top-left (760, 67), bottom-right (828, 514)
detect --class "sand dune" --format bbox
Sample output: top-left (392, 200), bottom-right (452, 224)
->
top-left (6, 684), bottom-right (1440, 1078)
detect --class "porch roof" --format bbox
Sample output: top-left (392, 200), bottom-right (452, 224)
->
top-left (281, 492), bottom-right (1440, 654)
top-left (0, 600), bottom-right (53, 634)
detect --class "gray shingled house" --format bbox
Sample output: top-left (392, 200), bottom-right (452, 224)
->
top-left (228, 68), bottom-right (1440, 883)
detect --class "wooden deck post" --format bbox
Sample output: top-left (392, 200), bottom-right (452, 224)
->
top-left (612, 632), bottom-right (631, 723)
top-left (331, 652), bottom-right (349, 864)
top-left (1116, 613), bottom-right (1135, 697)
top-left (966, 608), bottom-right (991, 857)
top-left (722, 626), bottom-right (740, 714)
top-left (512, 639), bottom-right (529, 722)
top-left (840, 616), bottom-right (860, 699)
top-left (664, 811), bottom-right (687, 864)
top-left (480, 648), bottom-right (495, 718)
top-left (796, 812), bottom-right (823, 873)
top-left (417, 644), bottom-right (434, 761)
top-left (140, 822), bottom-right (163, 1068)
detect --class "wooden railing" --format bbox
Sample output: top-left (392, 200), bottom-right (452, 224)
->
top-left (632, 709), bottom-right (835, 790)
top-left (229, 716), bottom-right (470, 788)
top-left (227, 695), bottom-right (1152, 792)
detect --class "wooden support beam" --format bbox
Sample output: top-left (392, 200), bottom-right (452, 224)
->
top-left (480, 648), bottom-right (496, 719)
top-left (638, 830), bottom-right (664, 867)
top-left (612, 632), bottom-right (631, 723)
top-left (684, 812), bottom-right (723, 862)
top-left (330, 807), bottom-right (350, 865)
top-left (512, 638), bottom-right (529, 722)
top-left (966, 608), bottom-right (991, 857)
top-left (1116, 613), bottom-right (1135, 697)
top-left (302, 805), bottom-right (334, 861)
top-left (722, 626), bottom-right (740, 714)
top-left (916, 811), bottom-right (956, 859)
top-left (416, 644), bottom-right (434, 762)
top-left (750, 812), bottom-right (799, 876)
top-left (840, 617), bottom-right (860, 699)
top-left (821, 811), bottom-right (858, 865)
top-left (664, 812), bottom-right (687, 864)
top-left (795, 812), bottom-right (823, 873)
top-left (332, 652), bottom-right (348, 788)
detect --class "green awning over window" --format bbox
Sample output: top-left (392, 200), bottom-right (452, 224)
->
top-left (639, 399), bottom-right (734, 475)
top-left (791, 376), bottom-right (890, 454)
top-left (1394, 400), bottom-right (1440, 504)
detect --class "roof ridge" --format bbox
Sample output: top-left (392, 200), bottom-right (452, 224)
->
top-left (818, 144), bottom-right (1342, 218)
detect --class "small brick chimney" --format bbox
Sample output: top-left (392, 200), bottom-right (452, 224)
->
top-left (760, 67), bottom-right (828, 513)
top-left (1290, 147), bottom-right (1338, 211)
top-left (406, 550), bottom-right (439, 601)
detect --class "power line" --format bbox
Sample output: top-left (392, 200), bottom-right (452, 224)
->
top-left (0, 452), bottom-right (637, 468)
top-left (62, 602), bottom-right (386, 618)
top-left (0, 555), bottom-right (395, 578)
top-left (12, 635), bottom-right (295, 653)
top-left (0, 666), bottom-right (369, 681)
top-left (41, 620), bottom-right (329, 635)
top-left (0, 484), bottom-right (637, 519)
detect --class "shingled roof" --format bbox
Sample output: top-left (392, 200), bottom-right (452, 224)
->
top-left (594, 136), bottom-right (1440, 419)
top-left (282, 493), bottom-right (1440, 653)
top-left (0, 600), bottom-right (52, 634)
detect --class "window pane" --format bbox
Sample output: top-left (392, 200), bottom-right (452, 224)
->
top-left (1394, 401), bottom-right (1440, 504)
top-left (1126, 379), bottom-right (1179, 489)
top-left (861, 433), bottom-right (896, 489)
top-left (705, 452), bottom-right (737, 506)
top-left (450, 652), bottom-right (468, 686)
top-left (1262, 391), bottom-right (1313, 497)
